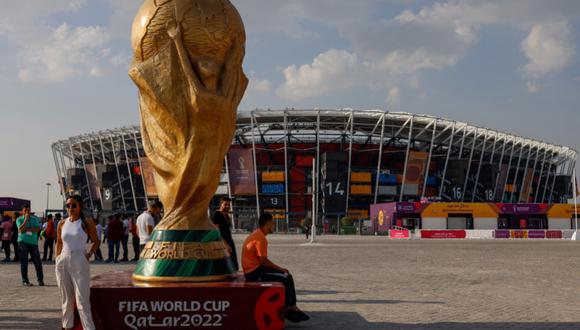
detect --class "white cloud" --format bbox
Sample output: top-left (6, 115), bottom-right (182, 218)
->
top-left (526, 81), bottom-right (541, 93)
top-left (0, 0), bottom-right (130, 82)
top-left (18, 23), bottom-right (110, 82)
top-left (0, 1), bottom-right (86, 37)
top-left (262, 1), bottom-right (580, 102)
top-left (386, 86), bottom-right (401, 107)
top-left (521, 22), bottom-right (576, 77)
top-left (250, 78), bottom-right (271, 93)
top-left (110, 51), bottom-right (132, 67)
top-left (408, 75), bottom-right (420, 89)
top-left (277, 49), bottom-right (370, 99)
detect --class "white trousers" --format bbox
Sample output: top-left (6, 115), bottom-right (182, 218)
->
top-left (55, 250), bottom-right (95, 330)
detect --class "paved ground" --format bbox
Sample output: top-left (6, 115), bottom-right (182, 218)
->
top-left (1, 235), bottom-right (580, 329)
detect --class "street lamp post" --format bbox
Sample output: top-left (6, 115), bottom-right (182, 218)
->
top-left (45, 183), bottom-right (51, 214)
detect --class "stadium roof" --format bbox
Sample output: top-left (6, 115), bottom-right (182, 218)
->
top-left (52, 109), bottom-right (577, 162)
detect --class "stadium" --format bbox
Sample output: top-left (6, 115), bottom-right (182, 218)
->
top-left (51, 109), bottom-right (577, 231)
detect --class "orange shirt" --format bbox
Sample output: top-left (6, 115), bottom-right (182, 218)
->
top-left (241, 229), bottom-right (268, 274)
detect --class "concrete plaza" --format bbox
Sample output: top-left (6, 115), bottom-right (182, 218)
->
top-left (1, 235), bottom-right (580, 329)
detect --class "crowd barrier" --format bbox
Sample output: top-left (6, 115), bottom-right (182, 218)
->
top-left (390, 229), bottom-right (579, 240)
top-left (466, 230), bottom-right (494, 239)
top-left (493, 230), bottom-right (563, 239)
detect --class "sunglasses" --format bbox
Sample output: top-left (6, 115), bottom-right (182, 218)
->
top-left (66, 203), bottom-right (78, 209)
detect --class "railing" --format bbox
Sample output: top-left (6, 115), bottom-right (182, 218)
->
top-left (388, 229), bottom-right (580, 240)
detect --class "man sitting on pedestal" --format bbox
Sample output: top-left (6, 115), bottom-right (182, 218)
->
top-left (242, 213), bottom-right (309, 323)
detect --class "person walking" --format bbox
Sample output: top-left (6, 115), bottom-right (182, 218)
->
top-left (212, 197), bottom-right (238, 271)
top-left (56, 195), bottom-right (99, 330)
top-left (1, 215), bottom-right (13, 261)
top-left (94, 220), bottom-right (103, 261)
top-left (136, 201), bottom-right (162, 251)
top-left (16, 205), bottom-right (44, 286)
top-left (11, 214), bottom-right (19, 262)
top-left (121, 214), bottom-right (130, 262)
top-left (42, 214), bottom-right (55, 261)
top-left (130, 216), bottom-right (140, 261)
top-left (54, 213), bottom-right (62, 233)
top-left (106, 215), bottom-right (123, 263)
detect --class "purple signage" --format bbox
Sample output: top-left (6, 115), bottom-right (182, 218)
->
top-left (370, 203), bottom-right (396, 232)
top-left (498, 204), bottom-right (546, 215)
top-left (527, 230), bottom-right (546, 239)
top-left (494, 230), bottom-right (510, 239)
top-left (396, 202), bottom-right (423, 213)
top-left (0, 198), bottom-right (30, 211)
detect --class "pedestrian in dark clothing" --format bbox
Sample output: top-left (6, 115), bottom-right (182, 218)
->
top-left (1, 216), bottom-right (13, 261)
top-left (11, 213), bottom-right (20, 262)
top-left (53, 213), bottom-right (62, 233)
top-left (130, 216), bottom-right (140, 261)
top-left (94, 221), bottom-right (103, 261)
top-left (106, 215), bottom-right (123, 263)
top-left (42, 214), bottom-right (55, 261)
top-left (212, 197), bottom-right (238, 271)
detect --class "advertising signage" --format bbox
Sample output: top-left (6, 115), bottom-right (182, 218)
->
top-left (228, 149), bottom-right (257, 196)
top-left (497, 203), bottom-right (547, 215)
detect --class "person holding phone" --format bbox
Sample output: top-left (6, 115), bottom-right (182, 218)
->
top-left (55, 195), bottom-right (99, 330)
top-left (16, 205), bottom-right (44, 286)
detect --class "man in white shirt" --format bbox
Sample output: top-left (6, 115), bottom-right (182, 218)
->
top-left (121, 215), bottom-right (130, 262)
top-left (136, 201), bottom-right (163, 251)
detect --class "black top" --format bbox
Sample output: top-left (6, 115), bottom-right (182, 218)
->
top-left (11, 220), bottom-right (18, 242)
top-left (212, 211), bottom-right (236, 252)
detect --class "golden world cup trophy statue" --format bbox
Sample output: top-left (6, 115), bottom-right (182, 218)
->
top-left (128, 0), bottom-right (248, 282)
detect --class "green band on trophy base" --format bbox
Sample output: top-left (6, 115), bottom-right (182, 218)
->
top-left (132, 229), bottom-right (236, 283)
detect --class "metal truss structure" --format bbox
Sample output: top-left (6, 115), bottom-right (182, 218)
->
top-left (52, 109), bottom-right (577, 229)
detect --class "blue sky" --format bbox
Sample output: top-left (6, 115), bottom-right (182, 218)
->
top-left (0, 0), bottom-right (579, 212)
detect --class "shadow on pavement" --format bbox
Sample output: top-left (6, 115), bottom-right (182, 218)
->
top-left (302, 299), bottom-right (443, 305)
top-left (1, 309), bottom-right (60, 313)
top-left (286, 311), bottom-right (580, 330)
top-left (0, 316), bottom-right (60, 330)
top-left (297, 290), bottom-right (362, 295)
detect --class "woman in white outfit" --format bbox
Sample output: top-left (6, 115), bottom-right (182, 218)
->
top-left (55, 195), bottom-right (99, 330)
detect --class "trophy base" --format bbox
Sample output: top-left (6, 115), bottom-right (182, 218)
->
top-left (133, 229), bottom-right (236, 283)
top-left (86, 271), bottom-right (286, 330)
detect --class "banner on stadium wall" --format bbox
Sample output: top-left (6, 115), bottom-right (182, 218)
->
top-left (496, 203), bottom-right (548, 215)
top-left (421, 203), bottom-right (498, 218)
top-left (519, 169), bottom-right (534, 203)
top-left (370, 203), bottom-right (396, 232)
top-left (140, 157), bottom-right (158, 196)
top-left (228, 149), bottom-right (256, 196)
top-left (396, 202), bottom-right (426, 214)
top-left (404, 151), bottom-right (428, 186)
top-left (494, 164), bottom-right (509, 199)
top-left (421, 230), bottom-right (466, 239)
top-left (85, 165), bottom-right (102, 200)
top-left (547, 204), bottom-right (579, 219)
